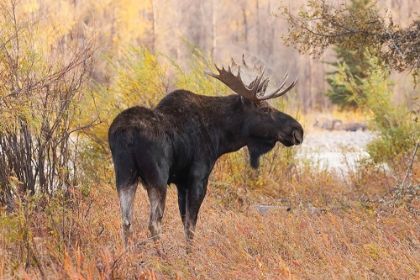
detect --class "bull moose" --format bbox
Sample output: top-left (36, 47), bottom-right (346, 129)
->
top-left (108, 56), bottom-right (303, 252)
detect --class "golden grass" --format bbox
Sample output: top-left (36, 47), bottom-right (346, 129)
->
top-left (1, 158), bottom-right (419, 279)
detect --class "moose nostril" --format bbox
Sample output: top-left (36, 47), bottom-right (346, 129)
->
top-left (293, 131), bottom-right (302, 145)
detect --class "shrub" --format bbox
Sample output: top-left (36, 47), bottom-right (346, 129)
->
top-left (0, 0), bottom-right (94, 208)
top-left (328, 53), bottom-right (420, 169)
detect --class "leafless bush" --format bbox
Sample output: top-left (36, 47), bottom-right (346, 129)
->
top-left (0, 0), bottom-right (96, 210)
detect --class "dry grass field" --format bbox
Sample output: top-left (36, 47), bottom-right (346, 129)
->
top-left (1, 143), bottom-right (419, 279)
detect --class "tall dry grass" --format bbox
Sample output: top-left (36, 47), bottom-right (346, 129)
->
top-left (1, 155), bottom-right (419, 279)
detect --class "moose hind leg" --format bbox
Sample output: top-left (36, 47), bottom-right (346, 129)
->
top-left (114, 156), bottom-right (138, 248)
top-left (112, 144), bottom-right (139, 249)
top-left (147, 186), bottom-right (167, 242)
top-left (118, 183), bottom-right (138, 248)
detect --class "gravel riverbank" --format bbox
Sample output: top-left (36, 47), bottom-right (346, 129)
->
top-left (300, 130), bottom-right (377, 153)
top-left (297, 130), bottom-right (378, 172)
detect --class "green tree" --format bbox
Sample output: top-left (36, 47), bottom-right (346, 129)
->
top-left (329, 54), bottom-right (419, 166)
top-left (325, 0), bottom-right (375, 109)
top-left (278, 0), bottom-right (420, 83)
top-left (326, 48), bottom-right (371, 109)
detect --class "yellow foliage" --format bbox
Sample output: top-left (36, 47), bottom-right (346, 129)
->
top-left (20, 0), bottom-right (39, 13)
top-left (114, 0), bottom-right (153, 46)
top-left (113, 47), bottom-right (168, 108)
top-left (174, 49), bottom-right (230, 96)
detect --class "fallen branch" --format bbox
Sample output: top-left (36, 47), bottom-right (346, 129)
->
top-left (401, 141), bottom-right (419, 187)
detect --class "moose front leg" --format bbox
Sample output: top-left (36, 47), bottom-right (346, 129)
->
top-left (176, 187), bottom-right (187, 227)
top-left (183, 176), bottom-right (208, 252)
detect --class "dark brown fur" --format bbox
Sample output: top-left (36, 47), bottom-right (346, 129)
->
top-left (108, 89), bottom-right (303, 251)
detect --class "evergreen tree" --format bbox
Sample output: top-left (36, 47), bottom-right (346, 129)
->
top-left (325, 0), bottom-right (375, 109)
top-left (326, 49), bottom-right (369, 109)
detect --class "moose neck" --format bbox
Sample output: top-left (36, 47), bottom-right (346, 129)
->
top-left (204, 94), bottom-right (250, 158)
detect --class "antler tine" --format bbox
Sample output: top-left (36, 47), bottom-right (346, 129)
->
top-left (256, 78), bottom-right (270, 97)
top-left (254, 63), bottom-right (264, 73)
top-left (270, 71), bottom-right (290, 94)
top-left (204, 64), bottom-right (220, 79)
top-left (230, 57), bottom-right (238, 69)
top-left (258, 77), bottom-right (298, 100)
top-left (241, 54), bottom-right (247, 68)
top-left (205, 56), bottom-right (268, 101)
top-left (256, 70), bottom-right (297, 100)
top-left (279, 70), bottom-right (290, 87)
top-left (206, 56), bottom-right (297, 101)
top-left (241, 53), bottom-right (266, 75)
top-left (249, 69), bottom-right (266, 92)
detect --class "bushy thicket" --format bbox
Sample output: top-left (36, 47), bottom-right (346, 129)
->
top-left (328, 53), bottom-right (420, 175)
top-left (0, 1), bottom-right (97, 210)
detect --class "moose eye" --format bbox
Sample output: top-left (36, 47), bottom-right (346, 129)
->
top-left (261, 107), bottom-right (269, 113)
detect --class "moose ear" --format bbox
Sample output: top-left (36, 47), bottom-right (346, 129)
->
top-left (240, 96), bottom-right (253, 106)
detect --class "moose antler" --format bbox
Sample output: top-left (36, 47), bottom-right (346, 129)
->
top-left (205, 55), bottom-right (297, 101)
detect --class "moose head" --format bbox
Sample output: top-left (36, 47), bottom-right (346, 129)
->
top-left (206, 55), bottom-right (303, 167)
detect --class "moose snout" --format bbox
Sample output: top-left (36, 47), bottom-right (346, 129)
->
top-left (293, 130), bottom-right (303, 145)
